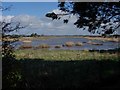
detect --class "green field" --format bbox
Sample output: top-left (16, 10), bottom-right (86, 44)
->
top-left (3, 49), bottom-right (120, 88)
top-left (15, 49), bottom-right (119, 61)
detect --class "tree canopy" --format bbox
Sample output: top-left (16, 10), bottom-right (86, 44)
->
top-left (46, 2), bottom-right (120, 35)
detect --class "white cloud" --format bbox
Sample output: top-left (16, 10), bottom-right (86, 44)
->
top-left (2, 9), bottom-right (85, 35)
top-left (1, 15), bottom-right (14, 22)
top-left (12, 15), bottom-right (42, 29)
top-left (2, 8), bottom-right (119, 35)
top-left (3, 14), bottom-right (91, 35)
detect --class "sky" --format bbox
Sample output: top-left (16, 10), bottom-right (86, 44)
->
top-left (1, 2), bottom-right (120, 35)
top-left (2, 2), bottom-right (92, 35)
top-left (2, 0), bottom-right (120, 2)
top-left (3, 2), bottom-right (58, 17)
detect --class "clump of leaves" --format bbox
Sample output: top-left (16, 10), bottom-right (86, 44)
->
top-left (46, 2), bottom-right (120, 35)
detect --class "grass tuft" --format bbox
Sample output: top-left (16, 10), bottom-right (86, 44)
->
top-left (75, 42), bottom-right (83, 46)
top-left (65, 42), bottom-right (75, 47)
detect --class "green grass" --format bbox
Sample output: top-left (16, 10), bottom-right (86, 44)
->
top-left (3, 49), bottom-right (120, 88)
top-left (15, 49), bottom-right (119, 61)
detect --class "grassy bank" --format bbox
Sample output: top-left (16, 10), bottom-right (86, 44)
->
top-left (15, 49), bottom-right (119, 61)
top-left (18, 36), bottom-right (120, 42)
top-left (84, 36), bottom-right (119, 42)
top-left (1, 36), bottom-right (119, 43)
top-left (3, 49), bottom-right (120, 89)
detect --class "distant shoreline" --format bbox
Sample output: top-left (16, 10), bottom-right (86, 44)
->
top-left (17, 35), bottom-right (120, 42)
top-left (1, 35), bottom-right (120, 42)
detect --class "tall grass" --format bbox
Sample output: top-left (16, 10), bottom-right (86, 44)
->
top-left (37, 44), bottom-right (50, 48)
top-left (75, 42), bottom-right (83, 46)
top-left (15, 49), bottom-right (119, 61)
top-left (19, 45), bottom-right (33, 49)
top-left (65, 42), bottom-right (75, 47)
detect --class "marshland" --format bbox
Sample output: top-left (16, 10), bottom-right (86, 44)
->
top-left (5, 35), bottom-right (119, 50)
top-left (2, 2), bottom-right (120, 89)
top-left (8, 35), bottom-right (119, 60)
top-left (2, 35), bottom-right (120, 89)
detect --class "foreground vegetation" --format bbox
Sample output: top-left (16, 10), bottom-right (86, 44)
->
top-left (15, 49), bottom-right (119, 61)
top-left (2, 49), bottom-right (120, 89)
top-left (2, 36), bottom-right (120, 89)
top-left (3, 57), bottom-right (120, 89)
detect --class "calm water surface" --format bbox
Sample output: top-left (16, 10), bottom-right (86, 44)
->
top-left (10, 37), bottom-right (119, 50)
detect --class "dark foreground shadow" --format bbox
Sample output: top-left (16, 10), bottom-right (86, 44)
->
top-left (2, 58), bottom-right (120, 89)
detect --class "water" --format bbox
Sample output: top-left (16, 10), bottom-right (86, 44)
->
top-left (2, 37), bottom-right (119, 50)
top-left (0, 42), bottom-right (2, 46)
top-left (31, 37), bottom-right (119, 50)
top-left (32, 37), bottom-right (88, 46)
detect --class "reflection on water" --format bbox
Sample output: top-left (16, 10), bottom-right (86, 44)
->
top-left (3, 37), bottom-right (119, 50)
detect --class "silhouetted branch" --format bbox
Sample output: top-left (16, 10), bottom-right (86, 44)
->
top-left (0, 5), bottom-right (13, 11)
top-left (46, 2), bottom-right (120, 35)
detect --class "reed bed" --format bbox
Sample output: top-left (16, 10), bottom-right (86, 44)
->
top-left (65, 42), bottom-right (75, 47)
top-left (75, 42), bottom-right (83, 46)
top-left (87, 41), bottom-right (103, 45)
top-left (37, 44), bottom-right (50, 49)
top-left (54, 45), bottom-right (61, 48)
top-left (19, 45), bottom-right (33, 49)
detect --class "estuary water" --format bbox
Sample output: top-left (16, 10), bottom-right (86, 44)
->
top-left (10, 37), bottom-right (119, 50)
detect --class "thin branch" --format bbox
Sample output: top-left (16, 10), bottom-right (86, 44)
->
top-left (0, 5), bottom-right (13, 11)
